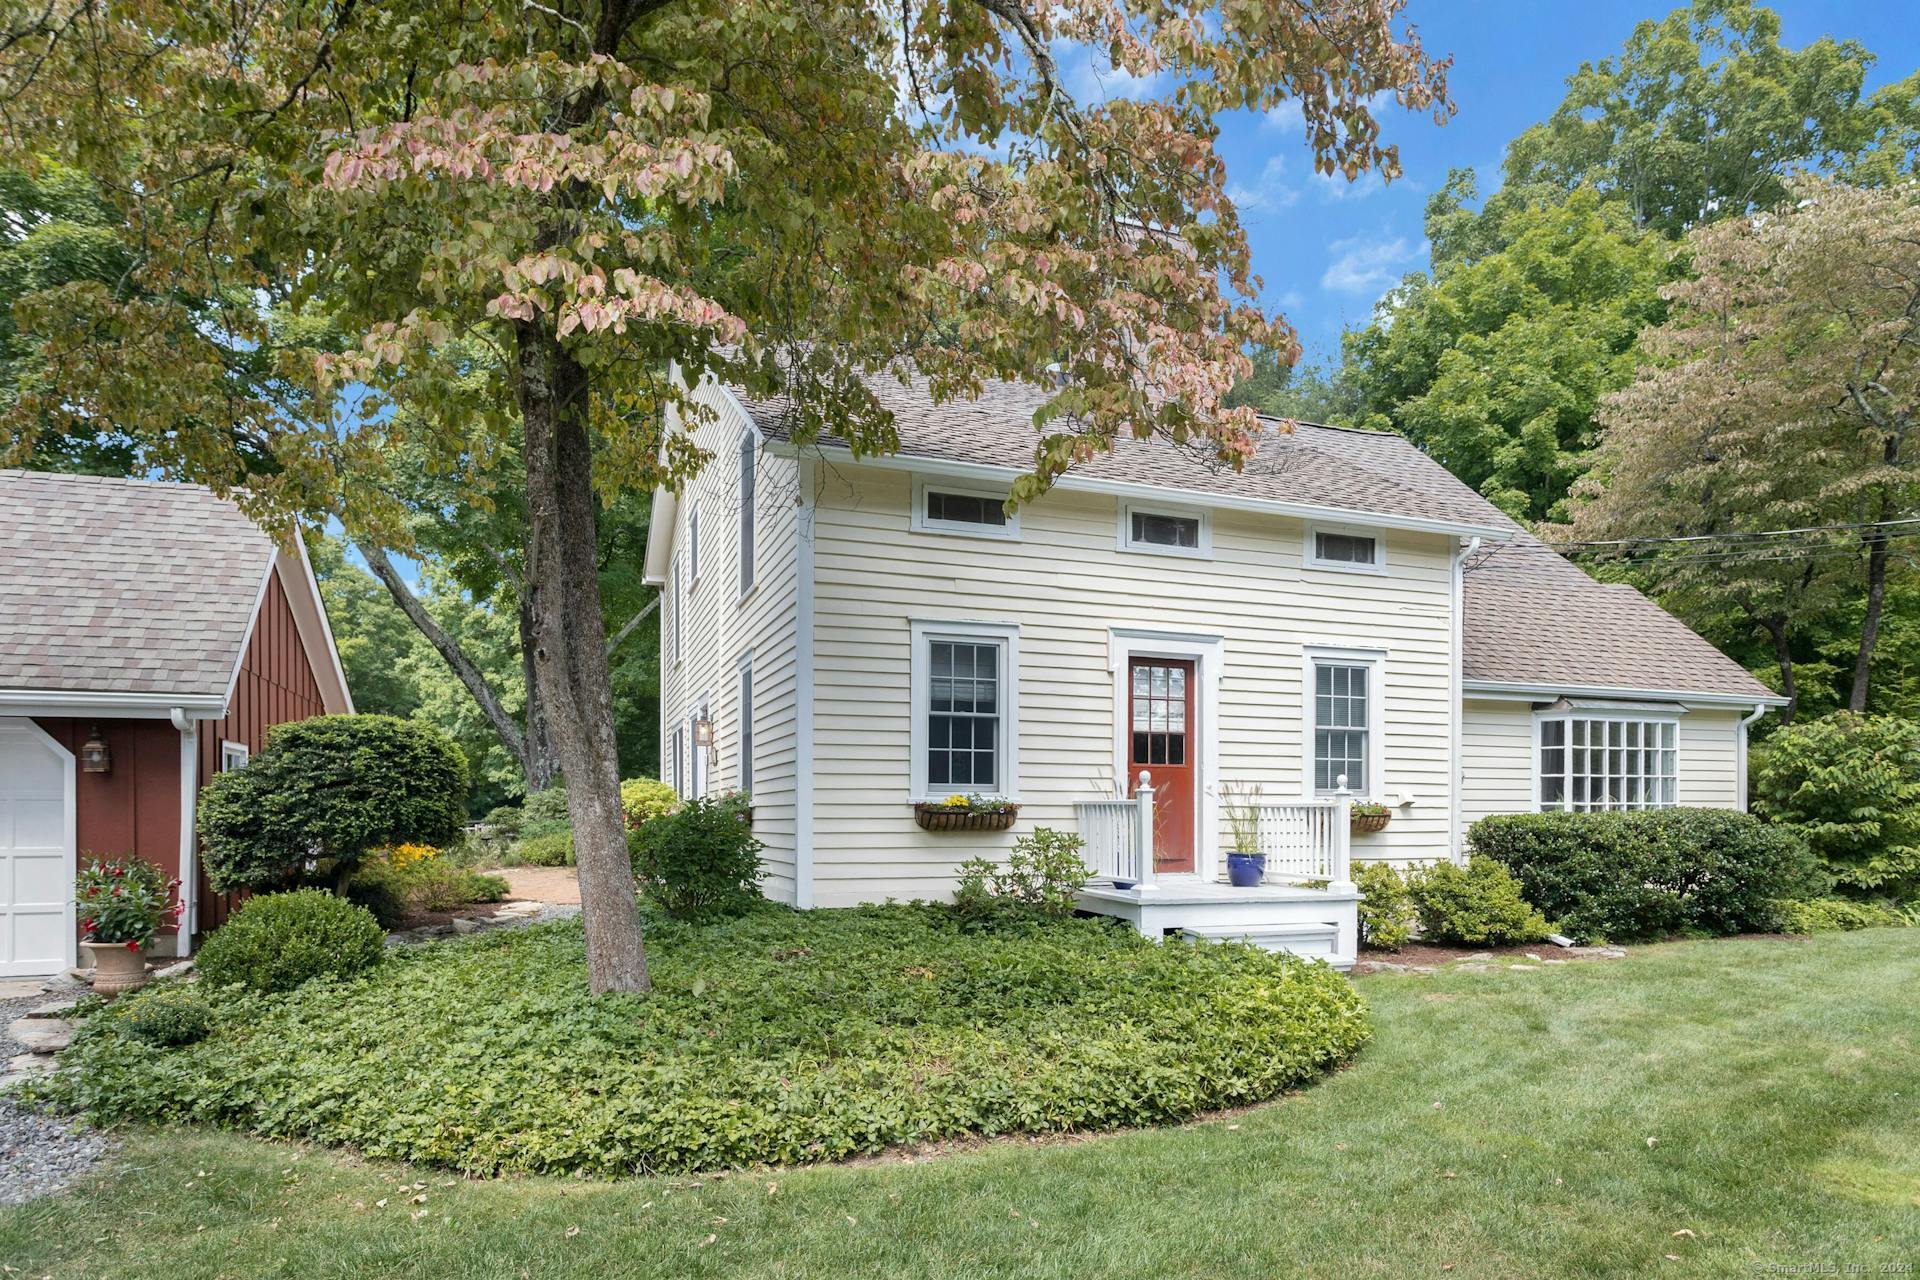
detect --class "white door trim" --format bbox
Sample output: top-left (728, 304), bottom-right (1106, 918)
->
top-left (1108, 629), bottom-right (1224, 883)
top-left (0, 717), bottom-right (77, 976)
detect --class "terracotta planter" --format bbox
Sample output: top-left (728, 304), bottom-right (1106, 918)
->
top-left (913, 803), bottom-right (1019, 832)
top-left (1350, 810), bottom-right (1391, 836)
top-left (83, 940), bottom-right (151, 997)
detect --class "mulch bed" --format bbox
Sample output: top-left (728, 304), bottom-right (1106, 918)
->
top-left (385, 902), bottom-right (504, 933)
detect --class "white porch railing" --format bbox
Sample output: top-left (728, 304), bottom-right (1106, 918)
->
top-left (1074, 771), bottom-right (1157, 887)
top-left (1252, 795), bottom-right (1353, 889)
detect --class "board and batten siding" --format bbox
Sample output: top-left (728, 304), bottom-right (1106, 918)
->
top-left (1458, 699), bottom-right (1746, 842)
top-left (807, 464), bottom-right (1460, 907)
top-left (659, 386), bottom-right (802, 904)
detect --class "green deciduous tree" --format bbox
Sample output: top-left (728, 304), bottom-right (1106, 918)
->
top-left (0, 0), bottom-right (1447, 993)
top-left (1570, 181), bottom-right (1920, 717)
top-left (1343, 184), bottom-right (1671, 520)
top-left (1751, 713), bottom-right (1920, 899)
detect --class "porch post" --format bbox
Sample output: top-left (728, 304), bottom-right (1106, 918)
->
top-left (1133, 770), bottom-right (1156, 889)
top-left (1330, 774), bottom-right (1355, 895)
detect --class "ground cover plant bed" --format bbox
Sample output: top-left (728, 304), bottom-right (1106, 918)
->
top-left (33, 906), bottom-right (1368, 1176)
top-left (6, 930), bottom-right (1916, 1279)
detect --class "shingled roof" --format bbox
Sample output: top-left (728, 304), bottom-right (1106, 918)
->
top-left (735, 372), bottom-right (1776, 703)
top-left (0, 470), bottom-right (277, 699)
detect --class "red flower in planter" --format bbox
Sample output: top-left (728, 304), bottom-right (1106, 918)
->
top-left (124, 940), bottom-right (140, 951)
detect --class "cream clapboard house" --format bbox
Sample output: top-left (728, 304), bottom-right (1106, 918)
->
top-left (645, 370), bottom-right (1784, 969)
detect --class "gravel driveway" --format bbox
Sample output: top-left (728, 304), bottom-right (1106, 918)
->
top-left (0, 980), bottom-right (115, 1207)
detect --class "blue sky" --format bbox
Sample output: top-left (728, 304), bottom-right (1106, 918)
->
top-left (1154, 0), bottom-right (1920, 362)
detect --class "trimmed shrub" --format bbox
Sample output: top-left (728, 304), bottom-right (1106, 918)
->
top-left (101, 986), bottom-right (215, 1047)
top-left (1407, 857), bottom-right (1550, 946)
top-left (1470, 808), bottom-right (1823, 943)
top-left (195, 890), bottom-right (386, 994)
top-left (1779, 897), bottom-right (1911, 934)
top-left (38, 907), bottom-right (1371, 1176)
top-left (630, 792), bottom-right (763, 922)
top-left (1751, 713), bottom-right (1920, 899)
top-left (518, 787), bottom-right (572, 840)
top-left (1354, 862), bottom-right (1414, 950)
top-left (953, 828), bottom-right (1092, 922)
top-left (512, 830), bottom-right (575, 867)
top-left (197, 715), bottom-right (468, 891)
top-left (348, 858), bottom-right (510, 928)
top-left (620, 778), bottom-right (679, 829)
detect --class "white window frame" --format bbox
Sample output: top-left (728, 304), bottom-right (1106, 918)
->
top-left (1532, 709), bottom-right (1681, 813)
top-left (671, 553), bottom-right (682, 665)
top-left (671, 725), bottom-right (685, 797)
top-left (1117, 500), bottom-right (1212, 559)
top-left (908, 618), bottom-right (1020, 802)
top-left (687, 498), bottom-right (701, 591)
top-left (1301, 645), bottom-right (1386, 798)
top-left (219, 740), bottom-right (250, 771)
top-left (910, 476), bottom-right (1021, 540)
top-left (736, 653), bottom-right (755, 796)
top-left (1304, 521), bottom-right (1386, 575)
top-left (738, 432), bottom-right (757, 601)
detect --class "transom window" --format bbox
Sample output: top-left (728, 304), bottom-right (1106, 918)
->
top-left (1120, 503), bottom-right (1209, 556)
top-left (913, 479), bottom-right (1018, 538)
top-left (1538, 716), bottom-right (1677, 811)
top-left (910, 620), bottom-right (1020, 800)
top-left (1313, 662), bottom-right (1370, 793)
top-left (1306, 523), bottom-right (1383, 572)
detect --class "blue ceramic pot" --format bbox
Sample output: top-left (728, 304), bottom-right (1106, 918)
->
top-left (1226, 853), bottom-right (1266, 888)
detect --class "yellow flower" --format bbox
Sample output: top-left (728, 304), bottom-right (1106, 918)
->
top-left (943, 794), bottom-right (969, 808)
top-left (387, 842), bottom-right (439, 867)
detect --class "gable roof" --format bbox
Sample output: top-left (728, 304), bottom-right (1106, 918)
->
top-left (0, 469), bottom-right (353, 714)
top-left (730, 371), bottom-right (1778, 706)
top-left (742, 373), bottom-right (1514, 537)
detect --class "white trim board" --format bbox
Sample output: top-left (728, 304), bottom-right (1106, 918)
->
top-left (0, 717), bottom-right (78, 975)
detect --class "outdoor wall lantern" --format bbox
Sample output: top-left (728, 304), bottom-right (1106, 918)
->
top-left (693, 710), bottom-right (717, 766)
top-left (80, 723), bottom-right (112, 774)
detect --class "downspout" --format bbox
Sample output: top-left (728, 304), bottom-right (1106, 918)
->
top-left (170, 708), bottom-right (198, 955)
top-left (1735, 702), bottom-right (1769, 813)
top-left (1449, 537), bottom-right (1481, 864)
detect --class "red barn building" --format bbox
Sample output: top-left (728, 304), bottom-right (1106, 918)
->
top-left (0, 470), bottom-right (352, 976)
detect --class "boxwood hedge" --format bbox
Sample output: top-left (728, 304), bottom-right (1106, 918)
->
top-left (39, 907), bottom-right (1369, 1176)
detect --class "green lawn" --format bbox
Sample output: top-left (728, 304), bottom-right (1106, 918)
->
top-left (8, 931), bottom-right (1917, 1279)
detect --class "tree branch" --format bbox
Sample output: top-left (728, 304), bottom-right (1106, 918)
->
top-left (604, 595), bottom-right (659, 657)
top-left (356, 541), bottom-right (531, 775)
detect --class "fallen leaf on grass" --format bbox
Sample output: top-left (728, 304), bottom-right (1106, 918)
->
top-left (699, 1234), bottom-right (717, 1248)
top-left (565, 1226), bottom-right (580, 1239)
top-left (1672, 1229), bottom-right (1695, 1238)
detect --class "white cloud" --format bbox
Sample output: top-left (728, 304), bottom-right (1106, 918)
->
top-left (1058, 44), bottom-right (1167, 104)
top-left (1226, 154), bottom-right (1297, 213)
top-left (1320, 233), bottom-right (1420, 296)
top-left (1261, 100), bottom-right (1304, 133)
top-left (1309, 168), bottom-right (1391, 202)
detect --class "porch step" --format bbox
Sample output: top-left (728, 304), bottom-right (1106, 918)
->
top-left (1181, 920), bottom-right (1344, 964)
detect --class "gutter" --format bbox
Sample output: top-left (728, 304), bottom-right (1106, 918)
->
top-left (1735, 701), bottom-right (1771, 813)
top-left (1462, 680), bottom-right (1791, 711)
top-left (761, 439), bottom-right (1517, 543)
top-left (1448, 536), bottom-right (1480, 864)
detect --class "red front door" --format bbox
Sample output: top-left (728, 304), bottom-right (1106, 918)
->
top-left (1129, 657), bottom-right (1196, 874)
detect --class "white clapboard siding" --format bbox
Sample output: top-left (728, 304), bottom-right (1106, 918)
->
top-left (1677, 710), bottom-right (1741, 807)
top-left (808, 465), bottom-right (1458, 906)
top-left (659, 387), bottom-right (803, 903)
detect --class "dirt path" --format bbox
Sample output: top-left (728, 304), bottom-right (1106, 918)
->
top-left (493, 866), bottom-right (580, 905)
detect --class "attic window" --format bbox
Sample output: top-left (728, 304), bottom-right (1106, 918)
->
top-left (1306, 524), bottom-right (1382, 573)
top-left (1120, 503), bottom-right (1209, 557)
top-left (912, 478), bottom-right (1019, 539)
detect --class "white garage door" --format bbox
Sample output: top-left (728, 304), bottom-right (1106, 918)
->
top-left (0, 719), bottom-right (74, 976)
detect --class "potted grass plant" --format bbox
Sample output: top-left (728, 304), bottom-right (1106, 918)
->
top-left (1221, 784), bottom-right (1266, 887)
top-left (75, 854), bottom-right (182, 996)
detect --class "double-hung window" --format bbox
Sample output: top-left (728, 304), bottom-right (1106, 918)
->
top-left (1305, 647), bottom-right (1382, 795)
top-left (736, 657), bottom-right (755, 796)
top-left (738, 435), bottom-right (757, 597)
top-left (1537, 713), bottom-right (1677, 811)
top-left (910, 620), bottom-right (1019, 799)
top-left (220, 741), bottom-right (250, 772)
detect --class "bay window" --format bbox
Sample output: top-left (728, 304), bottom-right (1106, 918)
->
top-left (1537, 714), bottom-right (1677, 811)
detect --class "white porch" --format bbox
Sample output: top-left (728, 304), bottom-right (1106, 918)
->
top-left (1074, 772), bottom-right (1361, 970)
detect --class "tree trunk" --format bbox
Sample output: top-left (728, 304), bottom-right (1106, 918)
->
top-left (1762, 615), bottom-right (1798, 725)
top-left (1850, 526), bottom-right (1890, 713)
top-left (358, 541), bottom-right (535, 777)
top-left (518, 595), bottom-right (560, 792)
top-left (516, 317), bottom-right (650, 995)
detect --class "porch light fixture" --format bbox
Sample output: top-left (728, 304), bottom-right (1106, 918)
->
top-left (692, 713), bottom-right (715, 749)
top-left (80, 724), bottom-right (111, 774)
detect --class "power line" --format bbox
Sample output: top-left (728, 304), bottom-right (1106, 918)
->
top-left (1550, 516), bottom-right (1920, 552)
